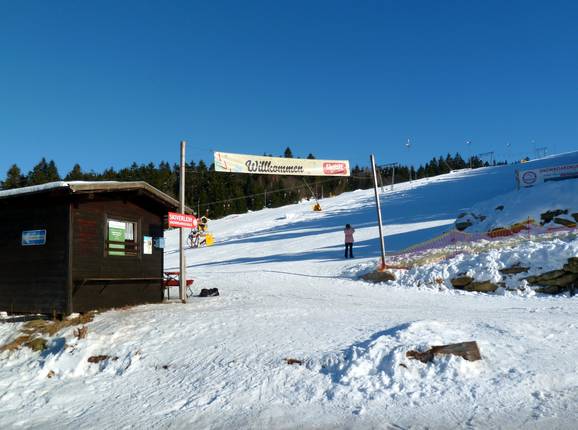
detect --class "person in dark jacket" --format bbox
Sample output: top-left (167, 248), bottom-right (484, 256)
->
top-left (344, 224), bottom-right (355, 258)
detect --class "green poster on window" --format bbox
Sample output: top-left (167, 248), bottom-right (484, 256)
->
top-left (108, 220), bottom-right (126, 256)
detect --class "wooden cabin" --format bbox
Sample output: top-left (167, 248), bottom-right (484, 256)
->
top-left (0, 181), bottom-right (185, 315)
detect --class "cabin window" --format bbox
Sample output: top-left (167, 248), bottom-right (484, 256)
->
top-left (106, 219), bottom-right (138, 256)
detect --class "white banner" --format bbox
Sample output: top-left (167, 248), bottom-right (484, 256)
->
top-left (517, 163), bottom-right (578, 188)
top-left (214, 151), bottom-right (350, 177)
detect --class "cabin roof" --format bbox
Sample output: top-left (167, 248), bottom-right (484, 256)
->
top-left (0, 181), bottom-right (192, 213)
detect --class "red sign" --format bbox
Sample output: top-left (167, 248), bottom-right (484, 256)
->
top-left (168, 212), bottom-right (197, 228)
top-left (323, 162), bottom-right (347, 175)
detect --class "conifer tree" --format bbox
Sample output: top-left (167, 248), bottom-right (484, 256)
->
top-left (65, 163), bottom-right (85, 180)
top-left (3, 164), bottom-right (26, 189)
top-left (27, 158), bottom-right (61, 185)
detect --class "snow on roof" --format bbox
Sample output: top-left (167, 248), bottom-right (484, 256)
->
top-left (0, 181), bottom-right (70, 198)
top-left (0, 180), bottom-right (189, 211)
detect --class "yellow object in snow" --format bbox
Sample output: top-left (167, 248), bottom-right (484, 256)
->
top-left (313, 203), bottom-right (322, 212)
top-left (205, 233), bottom-right (215, 246)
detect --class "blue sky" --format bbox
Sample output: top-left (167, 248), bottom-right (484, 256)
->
top-left (1, 1), bottom-right (577, 177)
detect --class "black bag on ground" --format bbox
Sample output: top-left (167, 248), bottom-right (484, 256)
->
top-left (199, 288), bottom-right (219, 297)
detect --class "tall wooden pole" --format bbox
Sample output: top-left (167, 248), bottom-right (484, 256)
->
top-left (179, 141), bottom-right (187, 303)
top-left (370, 154), bottom-right (387, 270)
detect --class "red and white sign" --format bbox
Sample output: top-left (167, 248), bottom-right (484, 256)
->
top-left (168, 212), bottom-right (197, 228)
top-left (323, 162), bottom-right (347, 175)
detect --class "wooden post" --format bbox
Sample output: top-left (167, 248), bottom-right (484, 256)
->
top-left (179, 141), bottom-right (187, 303)
top-left (370, 154), bottom-right (387, 270)
top-left (391, 164), bottom-right (395, 191)
top-left (407, 341), bottom-right (482, 363)
top-left (66, 202), bottom-right (74, 315)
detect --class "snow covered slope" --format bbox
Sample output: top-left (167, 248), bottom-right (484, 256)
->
top-left (167, 150), bottom-right (578, 266)
top-left (1, 151), bottom-right (577, 429)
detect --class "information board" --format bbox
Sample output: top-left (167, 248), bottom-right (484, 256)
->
top-left (22, 230), bottom-right (47, 246)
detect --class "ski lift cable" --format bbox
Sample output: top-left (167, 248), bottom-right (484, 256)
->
top-left (192, 171), bottom-right (376, 209)
top-left (196, 176), bottom-right (349, 208)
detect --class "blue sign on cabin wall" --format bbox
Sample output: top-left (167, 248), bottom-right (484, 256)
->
top-left (22, 230), bottom-right (47, 246)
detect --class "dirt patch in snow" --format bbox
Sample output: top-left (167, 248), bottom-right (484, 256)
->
top-left (0, 312), bottom-right (96, 353)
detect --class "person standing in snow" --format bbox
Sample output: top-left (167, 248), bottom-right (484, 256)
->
top-left (344, 224), bottom-right (355, 258)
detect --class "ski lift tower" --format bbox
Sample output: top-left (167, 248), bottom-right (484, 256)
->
top-left (379, 162), bottom-right (399, 192)
top-left (478, 151), bottom-right (495, 166)
top-left (535, 147), bottom-right (548, 159)
top-left (405, 138), bottom-right (412, 183)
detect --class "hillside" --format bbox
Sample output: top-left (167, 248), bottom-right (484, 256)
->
top-left (1, 152), bottom-right (577, 429)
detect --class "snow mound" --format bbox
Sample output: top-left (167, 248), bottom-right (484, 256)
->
top-left (313, 321), bottom-right (484, 407)
top-left (278, 212), bottom-right (299, 221)
top-left (387, 232), bottom-right (578, 294)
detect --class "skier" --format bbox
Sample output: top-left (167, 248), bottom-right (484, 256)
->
top-left (188, 228), bottom-right (200, 248)
top-left (344, 224), bottom-right (355, 258)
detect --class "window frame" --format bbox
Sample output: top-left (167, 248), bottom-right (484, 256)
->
top-left (104, 216), bottom-right (141, 258)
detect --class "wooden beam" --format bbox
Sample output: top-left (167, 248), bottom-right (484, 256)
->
top-left (406, 341), bottom-right (482, 363)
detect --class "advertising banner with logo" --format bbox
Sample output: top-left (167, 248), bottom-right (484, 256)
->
top-left (517, 163), bottom-right (578, 188)
top-left (214, 151), bottom-right (350, 177)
